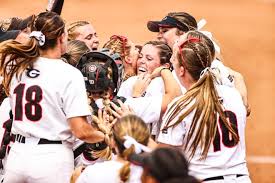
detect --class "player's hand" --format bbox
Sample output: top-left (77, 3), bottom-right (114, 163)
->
top-left (70, 166), bottom-right (85, 183)
top-left (92, 109), bottom-right (114, 135)
top-left (110, 99), bottom-right (135, 119)
top-left (132, 73), bottom-right (151, 97)
top-left (150, 66), bottom-right (170, 79)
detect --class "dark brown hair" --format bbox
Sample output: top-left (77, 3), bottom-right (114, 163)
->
top-left (168, 12), bottom-right (197, 34)
top-left (144, 41), bottom-right (172, 65)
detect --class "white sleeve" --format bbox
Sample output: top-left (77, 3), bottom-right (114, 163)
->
top-left (157, 121), bottom-right (186, 146)
top-left (211, 59), bottom-right (234, 87)
top-left (76, 167), bottom-right (90, 183)
top-left (157, 96), bottom-right (191, 146)
top-left (62, 70), bottom-right (91, 119)
top-left (125, 96), bottom-right (162, 124)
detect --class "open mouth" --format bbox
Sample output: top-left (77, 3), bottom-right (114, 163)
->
top-left (138, 67), bottom-right (147, 73)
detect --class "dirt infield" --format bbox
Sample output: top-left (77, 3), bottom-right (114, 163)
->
top-left (1, 0), bottom-right (275, 182)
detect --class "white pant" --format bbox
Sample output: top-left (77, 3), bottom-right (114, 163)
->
top-left (203, 175), bottom-right (252, 183)
top-left (3, 142), bottom-right (74, 183)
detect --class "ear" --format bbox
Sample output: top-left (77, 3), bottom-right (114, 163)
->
top-left (162, 63), bottom-right (171, 68)
top-left (124, 56), bottom-right (132, 64)
top-left (60, 32), bottom-right (66, 44)
top-left (179, 65), bottom-right (186, 77)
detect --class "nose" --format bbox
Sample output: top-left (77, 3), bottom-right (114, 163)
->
top-left (157, 32), bottom-right (163, 40)
top-left (94, 36), bottom-right (99, 43)
top-left (138, 57), bottom-right (145, 65)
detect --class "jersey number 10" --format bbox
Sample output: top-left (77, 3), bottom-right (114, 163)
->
top-left (13, 83), bottom-right (43, 122)
top-left (213, 110), bottom-right (239, 152)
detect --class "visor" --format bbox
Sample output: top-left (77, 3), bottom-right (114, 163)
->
top-left (147, 16), bottom-right (190, 32)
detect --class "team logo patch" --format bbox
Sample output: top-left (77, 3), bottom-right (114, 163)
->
top-left (89, 65), bottom-right (97, 72)
top-left (26, 68), bottom-right (40, 78)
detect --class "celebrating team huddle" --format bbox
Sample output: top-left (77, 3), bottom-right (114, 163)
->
top-left (0, 0), bottom-right (251, 183)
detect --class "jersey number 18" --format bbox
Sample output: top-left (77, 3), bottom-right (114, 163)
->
top-left (13, 83), bottom-right (43, 122)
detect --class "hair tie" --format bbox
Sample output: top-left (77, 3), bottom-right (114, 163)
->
top-left (123, 135), bottom-right (151, 154)
top-left (29, 31), bottom-right (45, 46)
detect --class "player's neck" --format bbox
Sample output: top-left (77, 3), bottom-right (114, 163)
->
top-left (39, 47), bottom-right (62, 59)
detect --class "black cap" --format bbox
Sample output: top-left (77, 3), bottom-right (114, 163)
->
top-left (129, 147), bottom-right (190, 182)
top-left (0, 28), bottom-right (20, 43)
top-left (147, 16), bottom-right (190, 32)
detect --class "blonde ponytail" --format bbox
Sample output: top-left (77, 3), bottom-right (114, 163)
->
top-left (119, 145), bottom-right (135, 182)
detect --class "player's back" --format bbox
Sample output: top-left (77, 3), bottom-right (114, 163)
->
top-left (186, 85), bottom-right (249, 180)
top-left (9, 57), bottom-right (87, 143)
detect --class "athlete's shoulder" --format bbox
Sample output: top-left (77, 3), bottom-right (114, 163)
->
top-left (122, 76), bottom-right (138, 85)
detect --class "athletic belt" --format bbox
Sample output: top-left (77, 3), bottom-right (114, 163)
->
top-left (74, 143), bottom-right (85, 159)
top-left (12, 134), bottom-right (62, 145)
top-left (203, 174), bottom-right (245, 181)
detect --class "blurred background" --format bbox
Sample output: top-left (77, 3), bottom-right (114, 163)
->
top-left (1, 0), bottom-right (274, 182)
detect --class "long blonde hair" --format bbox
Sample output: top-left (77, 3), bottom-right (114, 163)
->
top-left (0, 12), bottom-right (65, 95)
top-left (164, 39), bottom-right (239, 160)
top-left (113, 115), bottom-right (150, 182)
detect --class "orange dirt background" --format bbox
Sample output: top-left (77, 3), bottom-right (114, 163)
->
top-left (1, 0), bottom-right (274, 182)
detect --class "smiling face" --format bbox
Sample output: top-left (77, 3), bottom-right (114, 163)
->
top-left (74, 24), bottom-right (99, 50)
top-left (137, 44), bottom-right (161, 75)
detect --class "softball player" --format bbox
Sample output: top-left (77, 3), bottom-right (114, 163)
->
top-left (75, 115), bottom-right (150, 183)
top-left (0, 12), bottom-right (107, 183)
top-left (0, 98), bottom-right (13, 183)
top-left (103, 35), bottom-right (141, 81)
top-left (67, 21), bottom-right (99, 51)
top-left (157, 38), bottom-right (251, 182)
top-left (73, 50), bottom-right (121, 167)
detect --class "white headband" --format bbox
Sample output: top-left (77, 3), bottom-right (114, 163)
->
top-left (123, 135), bottom-right (151, 154)
top-left (29, 31), bottom-right (45, 46)
top-left (197, 19), bottom-right (221, 54)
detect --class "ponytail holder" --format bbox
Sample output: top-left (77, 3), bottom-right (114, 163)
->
top-left (123, 135), bottom-right (151, 154)
top-left (200, 67), bottom-right (210, 79)
top-left (29, 31), bottom-right (45, 46)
